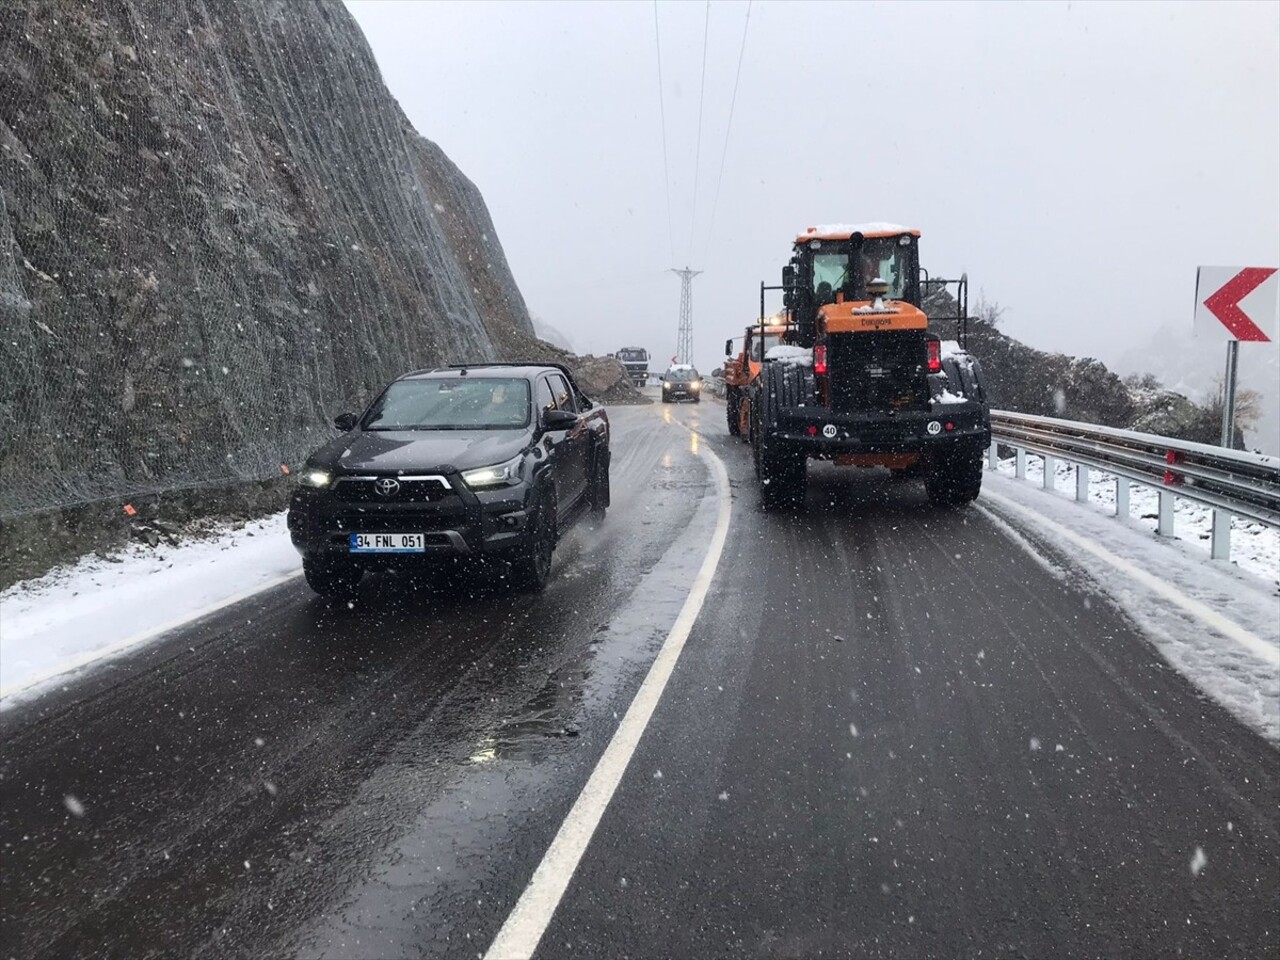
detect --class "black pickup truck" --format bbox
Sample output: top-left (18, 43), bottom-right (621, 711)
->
top-left (287, 363), bottom-right (610, 597)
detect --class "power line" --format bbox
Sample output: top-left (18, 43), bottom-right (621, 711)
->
top-left (701, 0), bottom-right (752, 267)
top-left (653, 1), bottom-right (676, 264)
top-left (686, 0), bottom-right (711, 263)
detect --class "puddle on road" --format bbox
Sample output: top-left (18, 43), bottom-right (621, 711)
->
top-left (468, 662), bottom-right (590, 763)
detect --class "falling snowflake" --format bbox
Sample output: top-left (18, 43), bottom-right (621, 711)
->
top-left (718, 791), bottom-right (729, 801)
top-left (849, 723), bottom-right (859, 738)
top-left (1190, 847), bottom-right (1207, 876)
top-left (653, 769), bottom-right (663, 780)
top-left (1029, 737), bottom-right (1042, 751)
top-left (63, 795), bottom-right (85, 817)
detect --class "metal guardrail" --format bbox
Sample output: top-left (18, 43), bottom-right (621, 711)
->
top-left (988, 410), bottom-right (1280, 561)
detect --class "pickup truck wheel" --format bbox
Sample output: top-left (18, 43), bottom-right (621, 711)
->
top-left (303, 557), bottom-right (363, 598)
top-left (926, 447), bottom-right (984, 507)
top-left (511, 495), bottom-right (556, 591)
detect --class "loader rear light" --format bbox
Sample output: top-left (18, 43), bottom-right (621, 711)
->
top-left (807, 425), bottom-right (818, 436)
top-left (926, 340), bottom-right (942, 373)
top-left (814, 343), bottom-right (828, 375)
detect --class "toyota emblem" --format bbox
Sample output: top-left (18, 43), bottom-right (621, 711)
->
top-left (374, 477), bottom-right (401, 497)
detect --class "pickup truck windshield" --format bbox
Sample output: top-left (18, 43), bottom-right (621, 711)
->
top-left (363, 378), bottom-right (531, 430)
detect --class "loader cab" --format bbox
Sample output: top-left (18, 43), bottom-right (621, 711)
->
top-left (784, 226), bottom-right (922, 347)
top-left (747, 327), bottom-right (785, 362)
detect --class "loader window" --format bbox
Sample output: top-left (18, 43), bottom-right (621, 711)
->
top-left (749, 333), bottom-right (782, 361)
top-left (811, 239), bottom-right (912, 302)
top-left (855, 238), bottom-right (909, 299)
top-left (812, 253), bottom-right (849, 303)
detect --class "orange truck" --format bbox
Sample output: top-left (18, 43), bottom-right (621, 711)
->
top-left (722, 316), bottom-right (792, 439)
top-left (748, 223), bottom-right (991, 510)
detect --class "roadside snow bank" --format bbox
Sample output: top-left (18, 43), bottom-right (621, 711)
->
top-left (994, 456), bottom-right (1279, 585)
top-left (0, 513), bottom-right (301, 705)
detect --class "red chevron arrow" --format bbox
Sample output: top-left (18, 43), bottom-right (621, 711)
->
top-left (1203, 267), bottom-right (1276, 342)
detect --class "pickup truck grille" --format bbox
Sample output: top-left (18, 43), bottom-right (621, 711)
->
top-left (334, 476), bottom-right (454, 504)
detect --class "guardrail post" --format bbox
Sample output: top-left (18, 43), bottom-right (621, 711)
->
top-left (1210, 510), bottom-right (1231, 561)
top-left (988, 441), bottom-right (998, 471)
top-left (1157, 490), bottom-right (1175, 537)
top-left (1116, 478), bottom-right (1130, 519)
top-left (1015, 448), bottom-right (1027, 480)
top-left (1043, 455), bottom-right (1056, 491)
top-left (1075, 465), bottom-right (1090, 502)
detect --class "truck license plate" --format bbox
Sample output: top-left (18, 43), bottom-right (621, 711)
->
top-left (349, 533), bottom-right (425, 553)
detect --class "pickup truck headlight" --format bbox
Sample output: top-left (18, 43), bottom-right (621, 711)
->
top-left (690, 380), bottom-right (701, 390)
top-left (462, 455), bottom-right (523, 489)
top-left (299, 469), bottom-right (332, 488)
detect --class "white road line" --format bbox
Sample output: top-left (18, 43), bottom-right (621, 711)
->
top-left (0, 570), bottom-right (303, 704)
top-left (982, 489), bottom-right (1279, 667)
top-left (973, 504), bottom-right (1068, 582)
top-left (485, 415), bottom-right (733, 960)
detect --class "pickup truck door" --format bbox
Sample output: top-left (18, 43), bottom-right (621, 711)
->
top-left (547, 373), bottom-right (590, 511)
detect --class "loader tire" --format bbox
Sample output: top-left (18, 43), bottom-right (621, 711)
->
top-left (757, 363), bottom-right (808, 510)
top-left (926, 444), bottom-right (984, 507)
top-left (727, 389), bottom-right (742, 436)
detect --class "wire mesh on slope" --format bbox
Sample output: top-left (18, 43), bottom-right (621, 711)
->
top-left (0, 0), bottom-right (533, 518)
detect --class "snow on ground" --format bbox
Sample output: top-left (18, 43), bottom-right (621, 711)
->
top-left (981, 462), bottom-right (1280, 742)
top-left (0, 512), bottom-right (301, 706)
top-left (993, 455), bottom-right (1279, 585)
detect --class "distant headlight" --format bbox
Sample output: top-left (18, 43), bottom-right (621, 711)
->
top-left (663, 382), bottom-right (672, 389)
top-left (299, 469), bottom-right (332, 488)
top-left (690, 380), bottom-right (701, 390)
top-left (462, 455), bottom-right (523, 489)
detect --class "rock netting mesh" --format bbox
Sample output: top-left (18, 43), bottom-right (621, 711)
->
top-left (0, 0), bottom-right (537, 518)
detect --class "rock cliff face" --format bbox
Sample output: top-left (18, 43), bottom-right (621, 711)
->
top-left (0, 0), bottom-right (540, 518)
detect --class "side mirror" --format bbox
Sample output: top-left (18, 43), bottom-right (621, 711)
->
top-left (578, 395), bottom-right (595, 411)
top-left (333, 412), bottom-right (358, 432)
top-left (542, 409), bottom-right (578, 430)
top-left (782, 264), bottom-right (796, 287)
top-left (724, 339), bottom-right (733, 356)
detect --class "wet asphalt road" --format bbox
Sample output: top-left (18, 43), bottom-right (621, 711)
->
top-left (2, 396), bottom-right (1277, 959)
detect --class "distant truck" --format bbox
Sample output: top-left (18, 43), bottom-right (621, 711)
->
top-left (613, 347), bottom-right (650, 387)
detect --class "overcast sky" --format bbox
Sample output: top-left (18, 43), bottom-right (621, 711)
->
top-left (345, 0), bottom-right (1279, 378)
